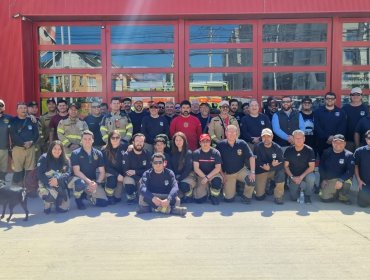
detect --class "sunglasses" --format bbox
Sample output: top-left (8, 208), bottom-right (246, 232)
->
top-left (366, 137), bottom-right (370, 140)
top-left (350, 93), bottom-right (362, 96)
top-left (158, 106), bottom-right (165, 109)
top-left (111, 136), bottom-right (120, 140)
top-left (326, 97), bottom-right (335, 100)
top-left (91, 105), bottom-right (100, 108)
top-left (153, 160), bottom-right (163, 165)
top-left (0, 104), bottom-right (4, 108)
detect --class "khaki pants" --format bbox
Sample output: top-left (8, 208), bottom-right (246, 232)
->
top-left (68, 176), bottom-right (107, 204)
top-left (223, 167), bottom-right (255, 199)
top-left (320, 179), bottom-right (351, 202)
top-left (178, 172), bottom-right (197, 198)
top-left (194, 173), bottom-right (223, 199)
top-left (0, 149), bottom-right (8, 173)
top-left (12, 146), bottom-right (36, 172)
top-left (255, 170), bottom-right (285, 199)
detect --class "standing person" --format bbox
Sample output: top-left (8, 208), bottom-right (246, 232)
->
top-left (197, 102), bottom-right (211, 134)
top-left (27, 101), bottom-right (44, 160)
top-left (129, 99), bottom-right (148, 136)
top-left (170, 132), bottom-right (196, 203)
top-left (174, 103), bottom-right (181, 115)
top-left (141, 102), bottom-right (169, 152)
top-left (354, 130), bottom-right (370, 207)
top-left (37, 140), bottom-right (71, 214)
top-left (164, 101), bottom-right (177, 125)
top-left (229, 98), bottom-right (243, 124)
top-left (319, 134), bottom-right (354, 204)
top-left (101, 131), bottom-right (127, 205)
top-left (264, 97), bottom-right (278, 121)
top-left (342, 87), bottom-right (367, 152)
top-left (69, 130), bottom-right (108, 210)
top-left (190, 99), bottom-right (200, 117)
top-left (0, 99), bottom-right (12, 181)
top-left (170, 100), bottom-right (202, 151)
top-left (193, 134), bottom-right (223, 205)
top-left (272, 96), bottom-right (305, 151)
top-left (9, 102), bottom-right (39, 186)
top-left (49, 99), bottom-right (69, 142)
top-left (240, 99), bottom-right (271, 151)
top-left (84, 102), bottom-right (105, 149)
top-left (100, 103), bottom-right (108, 116)
top-left (208, 100), bottom-right (240, 146)
top-left (299, 96), bottom-right (316, 153)
top-left (354, 105), bottom-right (370, 148)
top-left (157, 101), bottom-right (166, 116)
top-left (216, 125), bottom-right (256, 204)
top-left (136, 153), bottom-right (187, 216)
top-left (122, 133), bottom-right (152, 204)
top-left (57, 103), bottom-right (88, 156)
top-left (284, 130), bottom-right (316, 203)
top-left (314, 92), bottom-right (347, 157)
top-left (40, 98), bottom-right (57, 152)
top-left (100, 97), bottom-right (133, 145)
top-left (241, 102), bottom-right (249, 117)
top-left (120, 97), bottom-right (132, 115)
top-left (253, 128), bottom-right (285, 204)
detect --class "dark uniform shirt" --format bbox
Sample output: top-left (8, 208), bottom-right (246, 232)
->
top-left (314, 106), bottom-right (347, 140)
top-left (319, 148), bottom-right (354, 181)
top-left (342, 103), bottom-right (367, 142)
top-left (240, 113), bottom-right (271, 143)
top-left (84, 114), bottom-right (105, 146)
top-left (129, 110), bottom-right (149, 136)
top-left (122, 149), bottom-right (152, 181)
top-left (9, 117), bottom-right (39, 147)
top-left (70, 147), bottom-right (104, 180)
top-left (355, 116), bottom-right (370, 146)
top-left (0, 114), bottom-right (12, 149)
top-left (284, 144), bottom-right (315, 176)
top-left (141, 115), bottom-right (169, 144)
top-left (102, 143), bottom-right (127, 177)
top-left (353, 145), bottom-right (370, 185)
top-left (216, 139), bottom-right (253, 174)
top-left (192, 147), bottom-right (222, 175)
top-left (140, 168), bottom-right (179, 202)
top-left (37, 153), bottom-right (71, 187)
top-left (170, 149), bottom-right (193, 181)
top-left (253, 141), bottom-right (284, 174)
top-left (197, 115), bottom-right (211, 134)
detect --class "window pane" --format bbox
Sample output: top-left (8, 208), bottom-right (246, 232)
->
top-left (111, 50), bottom-right (174, 68)
top-left (38, 26), bottom-right (101, 45)
top-left (190, 49), bottom-right (252, 67)
top-left (342, 72), bottom-right (370, 89)
top-left (189, 73), bottom-right (252, 91)
top-left (112, 73), bottom-right (175, 92)
top-left (263, 72), bottom-right (326, 90)
top-left (263, 48), bottom-right (326, 66)
top-left (40, 97), bottom-right (103, 117)
top-left (39, 51), bottom-right (102, 69)
top-left (263, 23), bottom-right (327, 42)
top-left (343, 48), bottom-right (370, 66)
top-left (343, 23), bottom-right (370, 42)
top-left (189, 24), bottom-right (253, 43)
top-left (40, 74), bottom-right (102, 92)
top-left (111, 25), bottom-right (174, 44)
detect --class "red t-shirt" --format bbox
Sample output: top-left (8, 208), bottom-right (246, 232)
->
top-left (170, 115), bottom-right (202, 151)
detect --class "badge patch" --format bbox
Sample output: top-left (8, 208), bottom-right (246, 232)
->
top-left (360, 111), bottom-right (365, 116)
top-left (143, 160), bottom-right (147, 166)
top-left (28, 125), bottom-right (32, 130)
top-left (160, 122), bottom-right (163, 126)
top-left (237, 149), bottom-right (242, 156)
top-left (339, 159), bottom-right (344, 164)
top-left (184, 122), bottom-right (189, 128)
top-left (272, 153), bottom-right (277, 159)
top-left (335, 112), bottom-right (340, 117)
top-left (261, 121), bottom-right (265, 125)
top-left (93, 154), bottom-right (98, 160)
top-left (165, 180), bottom-right (169, 186)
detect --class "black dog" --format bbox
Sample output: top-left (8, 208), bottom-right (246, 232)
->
top-left (0, 181), bottom-right (29, 222)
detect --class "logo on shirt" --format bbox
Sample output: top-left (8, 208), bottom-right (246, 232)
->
top-left (237, 149), bottom-right (243, 156)
top-left (143, 160), bottom-right (147, 166)
top-left (93, 154), bottom-right (98, 160)
top-left (360, 111), bottom-right (365, 116)
top-left (335, 112), bottom-right (340, 117)
top-left (3, 119), bottom-right (9, 124)
top-left (27, 125), bottom-right (32, 130)
top-left (261, 121), bottom-right (265, 125)
top-left (164, 180), bottom-right (169, 186)
top-left (122, 160), bottom-right (125, 164)
top-left (339, 159), bottom-right (344, 164)
top-left (272, 153), bottom-right (277, 159)
top-left (160, 122), bottom-right (163, 126)
top-left (297, 153), bottom-right (301, 157)
top-left (184, 122), bottom-right (189, 128)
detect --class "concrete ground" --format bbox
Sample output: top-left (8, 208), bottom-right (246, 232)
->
top-left (1, 188), bottom-right (370, 280)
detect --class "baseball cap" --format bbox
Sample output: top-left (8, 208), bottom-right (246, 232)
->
top-left (27, 101), bottom-right (38, 107)
top-left (69, 103), bottom-right (79, 109)
top-left (333, 134), bottom-right (345, 142)
top-left (154, 137), bottom-right (166, 144)
top-left (261, 128), bottom-right (273, 137)
top-left (149, 102), bottom-right (158, 108)
top-left (46, 98), bottom-right (56, 104)
top-left (134, 98), bottom-right (143, 104)
top-left (350, 87), bottom-right (363, 95)
top-left (199, 134), bottom-right (211, 142)
top-left (219, 100), bottom-right (229, 107)
top-left (302, 96), bottom-right (312, 103)
top-left (200, 102), bottom-right (210, 108)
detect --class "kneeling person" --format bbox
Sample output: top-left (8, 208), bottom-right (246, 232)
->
top-left (137, 153), bottom-right (186, 216)
top-left (69, 130), bottom-right (108, 209)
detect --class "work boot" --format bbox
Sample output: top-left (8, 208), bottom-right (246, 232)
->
top-left (274, 197), bottom-right (284, 205)
top-left (171, 206), bottom-right (187, 216)
top-left (210, 195), bottom-right (220, 205)
top-left (136, 205), bottom-right (151, 214)
top-left (181, 196), bottom-right (193, 204)
top-left (75, 198), bottom-right (86, 210)
top-left (241, 195), bottom-right (252, 204)
top-left (44, 208), bottom-right (51, 215)
top-left (107, 196), bottom-right (116, 205)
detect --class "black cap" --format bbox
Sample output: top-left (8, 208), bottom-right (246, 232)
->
top-left (46, 98), bottom-right (56, 104)
top-left (27, 101), bottom-right (38, 107)
top-left (199, 102), bottom-right (210, 108)
top-left (69, 103), bottom-right (79, 109)
top-left (302, 96), bottom-right (312, 103)
top-left (154, 137), bottom-right (166, 144)
top-left (333, 134), bottom-right (345, 142)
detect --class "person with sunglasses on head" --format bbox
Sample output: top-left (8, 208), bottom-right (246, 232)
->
top-left (136, 153), bottom-right (187, 216)
top-left (342, 87), bottom-right (367, 152)
top-left (0, 99), bottom-right (12, 181)
top-left (84, 102), bottom-right (105, 149)
top-left (314, 92), bottom-right (347, 157)
top-left (102, 130), bottom-right (128, 205)
top-left (354, 130), bottom-right (370, 207)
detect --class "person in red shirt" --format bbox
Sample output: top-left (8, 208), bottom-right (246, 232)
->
top-left (170, 100), bottom-right (202, 151)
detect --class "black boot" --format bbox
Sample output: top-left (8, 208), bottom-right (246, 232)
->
top-left (75, 198), bottom-right (86, 210)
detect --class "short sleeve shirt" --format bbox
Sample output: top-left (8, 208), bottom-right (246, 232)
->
top-left (192, 147), bottom-right (222, 175)
top-left (284, 145), bottom-right (315, 176)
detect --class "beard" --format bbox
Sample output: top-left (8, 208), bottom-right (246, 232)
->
top-left (134, 144), bottom-right (144, 152)
top-left (182, 111), bottom-right (189, 116)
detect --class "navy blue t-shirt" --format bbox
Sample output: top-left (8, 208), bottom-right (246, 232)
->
top-left (354, 145), bottom-right (370, 185)
top-left (342, 103), bottom-right (367, 141)
top-left (319, 148), bottom-right (354, 181)
top-left (71, 147), bottom-right (104, 180)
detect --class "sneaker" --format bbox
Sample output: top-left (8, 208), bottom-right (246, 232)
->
top-left (241, 196), bottom-right (252, 204)
top-left (136, 205), bottom-right (152, 214)
top-left (274, 197), bottom-right (284, 205)
top-left (210, 195), bottom-right (220, 205)
top-left (107, 196), bottom-right (116, 205)
top-left (171, 206), bottom-right (187, 216)
top-left (44, 208), bottom-right (51, 215)
top-left (75, 198), bottom-right (86, 210)
top-left (304, 195), bottom-right (312, 204)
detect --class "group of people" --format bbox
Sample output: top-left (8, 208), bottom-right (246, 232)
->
top-left (1, 86), bottom-right (370, 217)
